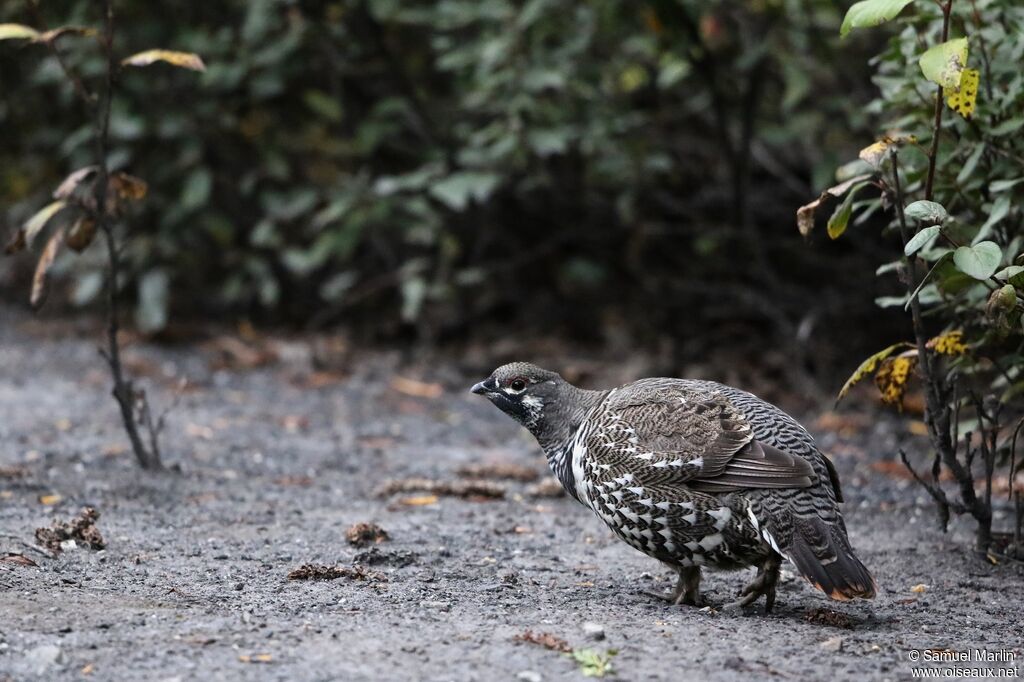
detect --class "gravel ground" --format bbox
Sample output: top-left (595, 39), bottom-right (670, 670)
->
top-left (1, 308), bottom-right (1022, 681)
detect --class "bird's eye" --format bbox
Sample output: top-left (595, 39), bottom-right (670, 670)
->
top-left (509, 378), bottom-right (527, 392)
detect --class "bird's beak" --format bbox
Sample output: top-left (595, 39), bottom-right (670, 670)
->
top-left (470, 379), bottom-right (494, 395)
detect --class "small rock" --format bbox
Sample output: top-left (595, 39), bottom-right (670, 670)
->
top-left (419, 600), bottom-right (450, 612)
top-left (821, 636), bottom-right (844, 652)
top-left (516, 672), bottom-right (542, 682)
top-left (582, 622), bottom-right (605, 640)
top-left (25, 644), bottom-right (63, 674)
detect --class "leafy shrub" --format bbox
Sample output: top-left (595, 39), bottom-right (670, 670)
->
top-left (3, 0), bottom-right (881, 353)
top-left (809, 0), bottom-right (1023, 554)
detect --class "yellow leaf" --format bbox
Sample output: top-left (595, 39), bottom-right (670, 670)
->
top-left (858, 140), bottom-right (890, 169)
top-left (835, 342), bottom-right (913, 405)
top-left (945, 68), bottom-right (979, 119)
top-left (238, 653), bottom-right (273, 664)
top-left (400, 494), bottom-right (439, 506)
top-left (926, 330), bottom-right (968, 356)
top-left (31, 227), bottom-right (65, 310)
top-left (910, 583), bottom-right (927, 593)
top-left (122, 49), bottom-right (205, 72)
top-left (874, 351), bottom-right (918, 410)
top-left (37, 26), bottom-right (97, 43)
top-left (24, 200), bottom-right (67, 248)
top-left (0, 24), bottom-right (40, 41)
top-left (39, 493), bottom-right (63, 505)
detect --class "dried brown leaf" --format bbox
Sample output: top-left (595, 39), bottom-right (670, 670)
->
top-left (53, 167), bottom-right (98, 200)
top-left (0, 553), bottom-right (38, 567)
top-left (35, 506), bottom-right (105, 552)
top-left (458, 461), bottom-right (540, 482)
top-left (4, 228), bottom-right (26, 255)
top-left (797, 174), bottom-right (873, 236)
top-left (65, 216), bottom-right (97, 252)
top-left (390, 376), bottom-right (443, 399)
top-left (513, 630), bottom-right (572, 653)
top-left (345, 522), bottom-right (390, 547)
top-left (23, 200), bottom-right (67, 248)
top-left (375, 477), bottom-right (505, 500)
top-left (30, 227), bottom-right (65, 310)
top-left (287, 563), bottom-right (386, 582)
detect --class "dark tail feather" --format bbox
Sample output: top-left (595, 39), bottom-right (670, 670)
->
top-left (787, 522), bottom-right (876, 601)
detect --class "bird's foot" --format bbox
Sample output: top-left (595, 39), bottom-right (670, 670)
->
top-left (643, 566), bottom-right (702, 606)
top-left (723, 558), bottom-right (780, 613)
top-left (640, 587), bottom-right (702, 606)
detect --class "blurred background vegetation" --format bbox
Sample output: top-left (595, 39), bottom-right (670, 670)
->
top-left (1, 0), bottom-right (908, 386)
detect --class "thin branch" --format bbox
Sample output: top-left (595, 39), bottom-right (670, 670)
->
top-left (924, 1), bottom-right (953, 200)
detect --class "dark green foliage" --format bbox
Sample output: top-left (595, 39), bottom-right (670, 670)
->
top-left (2, 0), bottom-right (881, 349)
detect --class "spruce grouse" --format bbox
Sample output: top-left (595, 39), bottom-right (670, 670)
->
top-left (472, 362), bottom-right (876, 611)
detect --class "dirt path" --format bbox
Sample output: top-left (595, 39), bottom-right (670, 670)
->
top-left (1, 310), bottom-right (1022, 681)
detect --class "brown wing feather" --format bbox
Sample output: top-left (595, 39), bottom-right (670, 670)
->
top-left (596, 389), bottom-right (814, 492)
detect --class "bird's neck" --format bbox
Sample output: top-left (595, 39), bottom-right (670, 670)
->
top-left (534, 385), bottom-right (608, 466)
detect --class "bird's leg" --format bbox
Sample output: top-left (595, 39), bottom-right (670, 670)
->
top-left (643, 566), bottom-right (702, 606)
top-left (724, 555), bottom-right (781, 613)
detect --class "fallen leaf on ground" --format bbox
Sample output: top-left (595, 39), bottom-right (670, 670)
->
top-left (804, 607), bottom-right (855, 629)
top-left (910, 583), bottom-right (928, 593)
top-left (390, 376), bottom-right (443, 399)
top-left (0, 553), bottom-right (38, 567)
top-left (39, 494), bottom-right (63, 506)
top-left (570, 648), bottom-right (617, 677)
top-left (457, 461), bottom-right (540, 482)
top-left (238, 653), bottom-right (273, 664)
top-left (513, 630), bottom-right (571, 653)
top-left (376, 478), bottom-right (505, 500)
top-left (399, 495), bottom-right (439, 506)
top-left (287, 563), bottom-right (386, 582)
top-left (524, 478), bottom-right (565, 498)
top-left (80, 663), bottom-right (94, 675)
top-left (35, 507), bottom-right (105, 552)
top-left (345, 522), bottom-right (390, 547)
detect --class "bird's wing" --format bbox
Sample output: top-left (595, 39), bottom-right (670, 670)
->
top-left (585, 386), bottom-right (815, 492)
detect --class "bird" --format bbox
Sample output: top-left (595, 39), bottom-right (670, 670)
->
top-left (471, 362), bottom-right (876, 611)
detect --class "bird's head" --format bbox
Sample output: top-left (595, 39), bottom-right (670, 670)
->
top-left (470, 362), bottom-right (564, 432)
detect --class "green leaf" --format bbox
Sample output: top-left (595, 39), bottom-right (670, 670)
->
top-left (995, 266), bottom-right (1024, 288)
top-left (905, 225), bottom-right (941, 256)
top-left (973, 195), bottom-right (1010, 245)
top-left (956, 143), bottom-right (985, 185)
top-left (429, 172), bottom-right (500, 211)
top-left (840, 0), bottom-right (916, 38)
top-left (953, 241), bottom-right (1002, 280)
top-left (904, 200), bottom-right (947, 224)
top-left (919, 38), bottom-right (968, 89)
top-left (0, 23), bottom-right (40, 41)
top-left (990, 178), bottom-right (1024, 192)
top-left (827, 188), bottom-right (857, 240)
top-left (136, 269), bottom-right (170, 333)
top-left (906, 252), bottom-right (952, 310)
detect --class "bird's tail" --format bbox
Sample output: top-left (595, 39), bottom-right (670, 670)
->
top-left (786, 518), bottom-right (876, 601)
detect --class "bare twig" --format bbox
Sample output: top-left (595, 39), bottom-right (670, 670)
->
top-left (90, 1), bottom-right (161, 470)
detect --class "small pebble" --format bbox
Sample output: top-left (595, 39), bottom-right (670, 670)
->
top-left (582, 622), bottom-right (605, 640)
top-left (821, 636), bottom-right (843, 652)
top-left (516, 672), bottom-right (542, 682)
